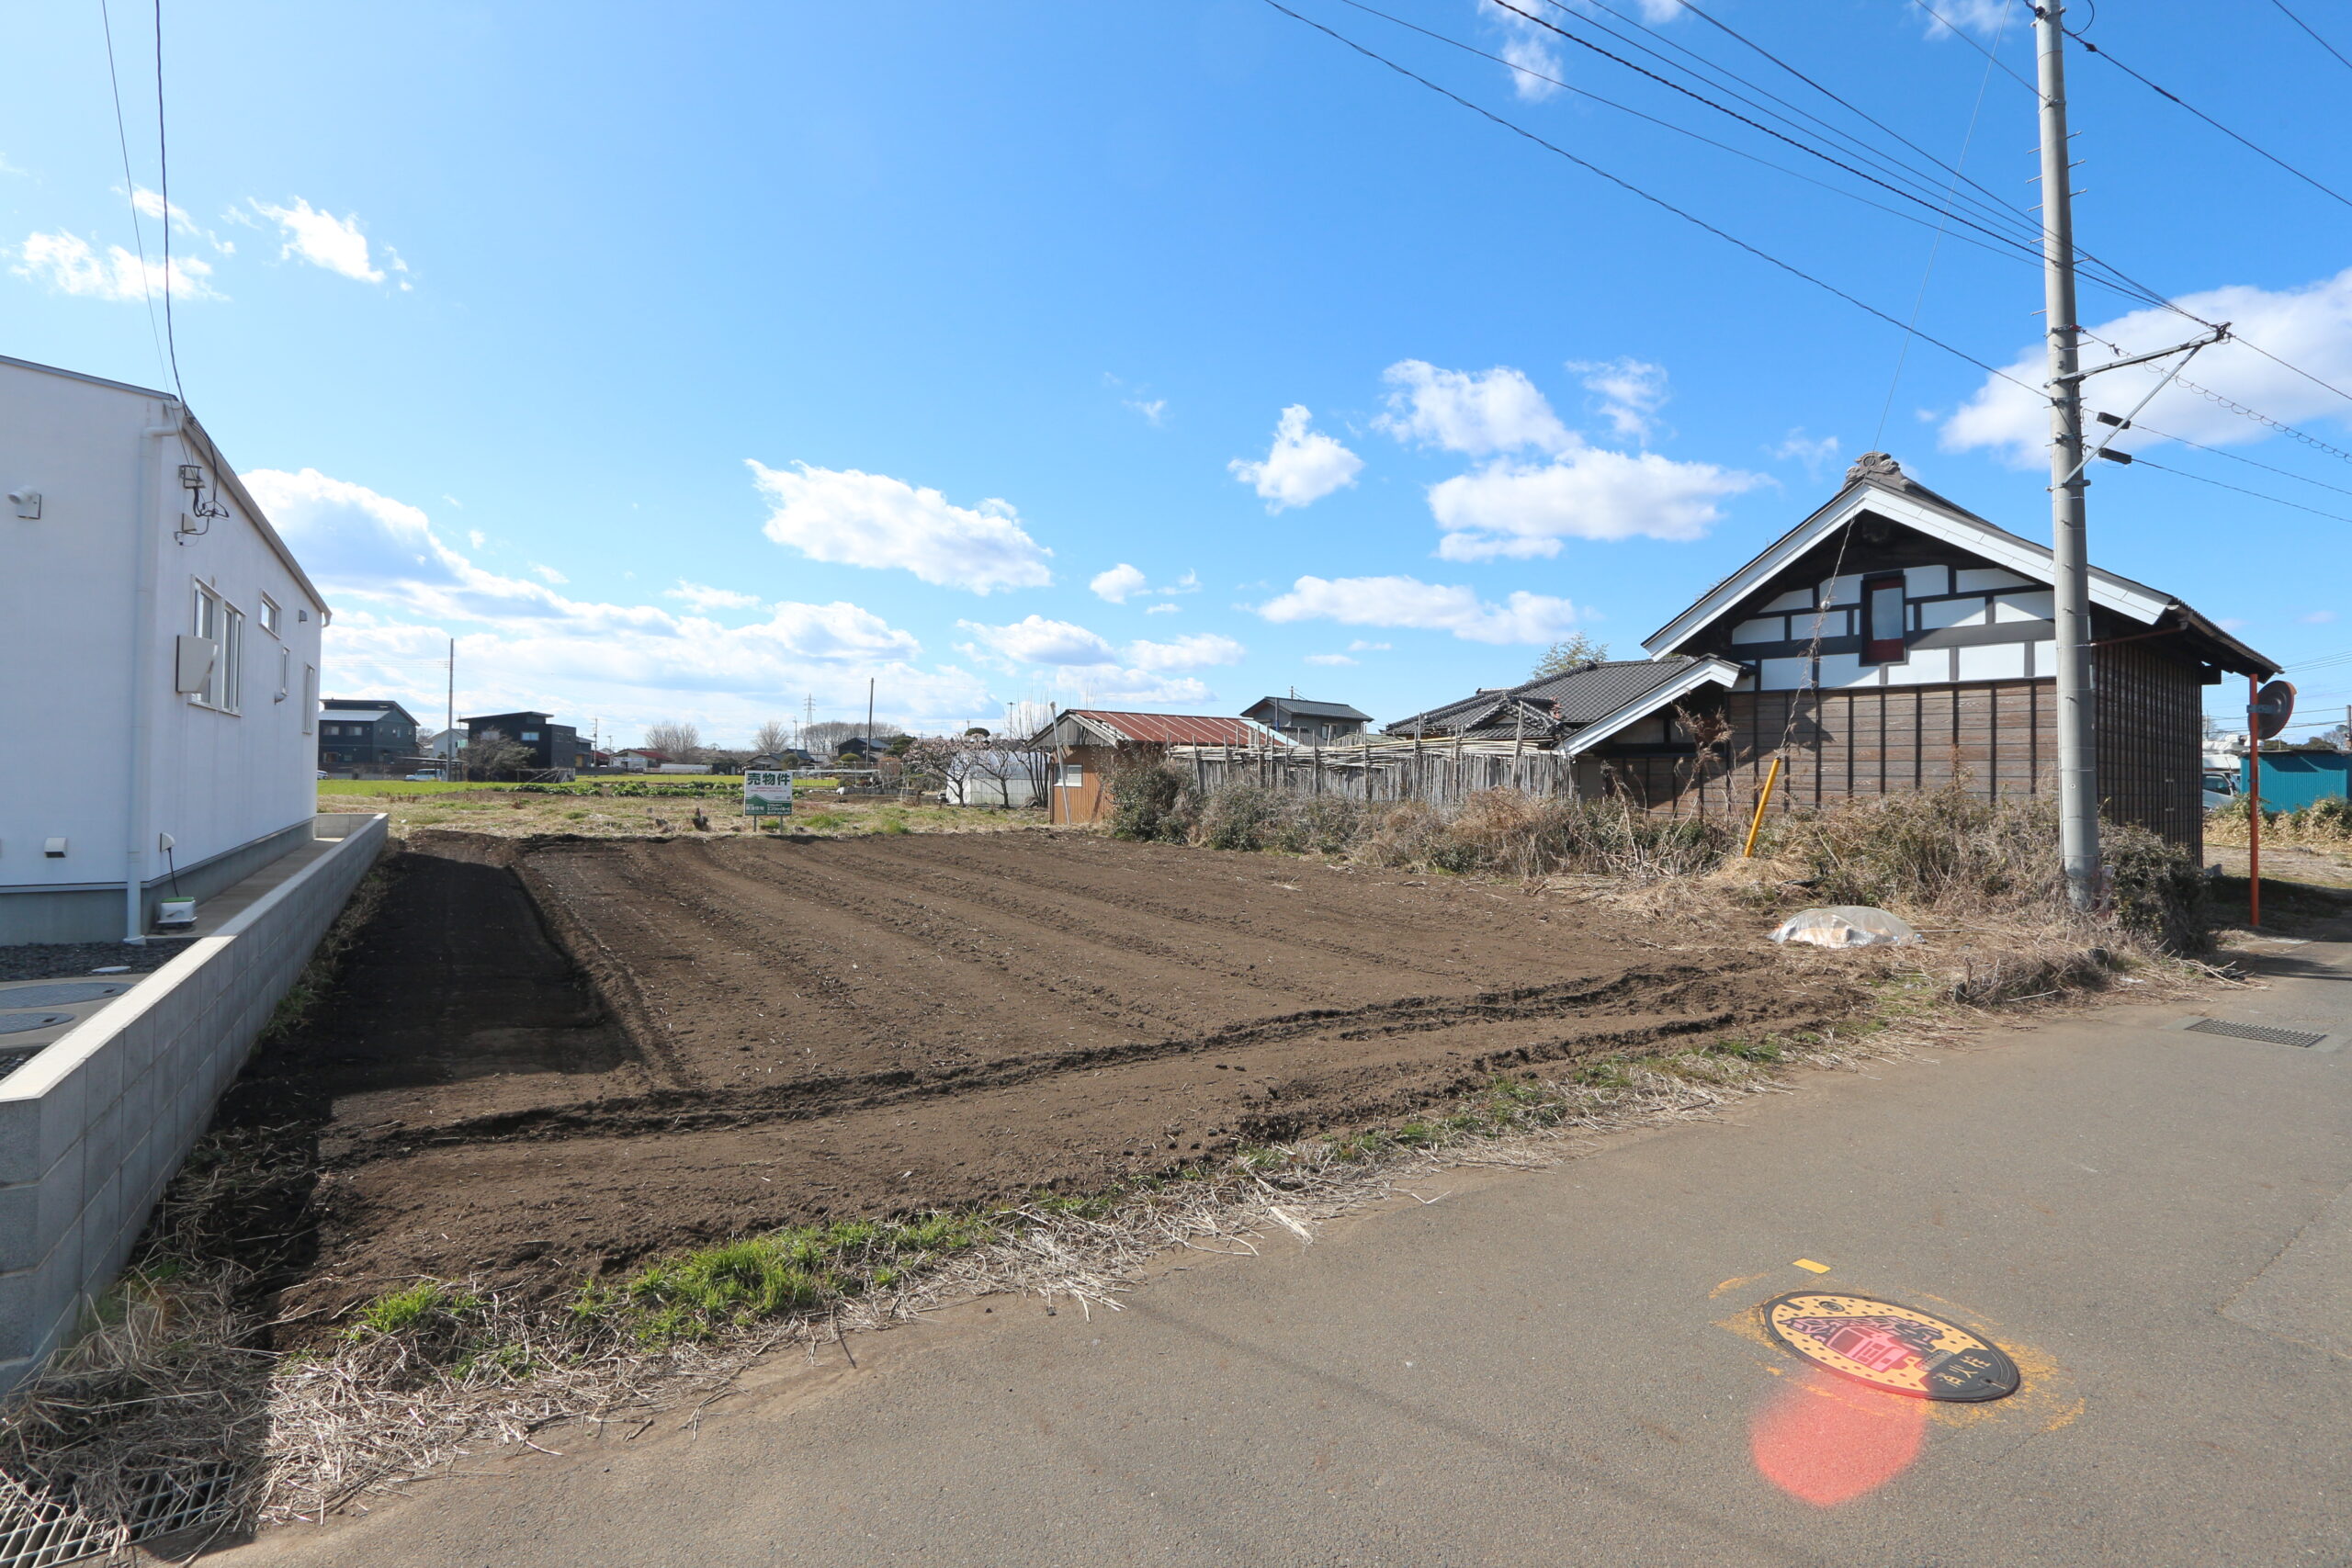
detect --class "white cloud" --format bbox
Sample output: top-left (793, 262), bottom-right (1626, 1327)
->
top-left (1568, 357), bottom-right (1669, 444)
top-left (1920, 0), bottom-right (2015, 37)
top-left (1348, 639), bottom-right (1392, 651)
top-left (127, 186), bottom-right (232, 253)
top-left (1127, 633), bottom-right (1246, 671)
top-left (1377, 361), bottom-right (1574, 457)
top-left (1144, 602), bottom-right (1181, 615)
top-left (1483, 4), bottom-right (1565, 98)
top-left (1770, 429), bottom-right (1841, 479)
top-left (2304, 609), bottom-right (2337, 624)
top-left (957, 615), bottom-right (1119, 667)
top-left (1942, 269), bottom-right (2352, 465)
top-left (0, 152), bottom-right (23, 176)
top-left (529, 563), bottom-right (569, 585)
top-left (750, 461), bottom-right (1054, 593)
top-left (247, 197), bottom-right (389, 283)
top-left (1255, 574), bottom-right (1580, 644)
top-left (1126, 397), bottom-right (1168, 425)
top-left (11, 231), bottom-right (219, 301)
top-left (666, 581), bottom-right (763, 613)
top-left (245, 468), bottom-right (989, 739)
top-left (1229, 405), bottom-right (1363, 511)
top-left (467, 529), bottom-right (487, 549)
top-left (1091, 563), bottom-right (1148, 603)
top-left (1429, 448), bottom-right (1764, 559)
top-left (1305, 653), bottom-right (1357, 666)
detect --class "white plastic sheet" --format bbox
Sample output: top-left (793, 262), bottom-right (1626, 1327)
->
top-left (1769, 906), bottom-right (1921, 949)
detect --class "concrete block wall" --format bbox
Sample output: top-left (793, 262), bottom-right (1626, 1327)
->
top-left (0, 814), bottom-right (386, 1393)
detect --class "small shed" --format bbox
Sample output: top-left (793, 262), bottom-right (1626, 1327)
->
top-left (1027, 710), bottom-right (1283, 824)
top-left (1241, 695), bottom-right (1373, 745)
top-left (2244, 750), bottom-right (2351, 810)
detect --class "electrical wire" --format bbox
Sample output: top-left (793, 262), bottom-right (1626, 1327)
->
top-left (2268, 0), bottom-right (2352, 76)
top-left (1909, 0), bottom-right (2038, 91)
top-left (2114, 452), bottom-right (2352, 525)
top-left (96, 0), bottom-right (167, 386)
top-left (1876, 0), bottom-right (2009, 447)
top-left (2124, 422), bottom-right (2352, 502)
top-left (2081, 329), bottom-right (2352, 467)
top-left (153, 0), bottom-right (184, 403)
top-left (1327, 0), bottom-right (2068, 275)
top-left (1261, 0), bottom-right (2037, 392)
top-left (2064, 21), bottom-right (2352, 212)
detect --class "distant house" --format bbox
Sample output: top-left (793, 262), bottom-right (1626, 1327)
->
top-left (317, 698), bottom-right (421, 774)
top-left (746, 750), bottom-right (815, 771)
top-left (1027, 710), bottom-right (1283, 824)
top-left (461, 709), bottom-right (579, 778)
top-left (1389, 452), bottom-right (2276, 852)
top-left (1242, 695), bottom-right (1372, 745)
top-left (424, 728), bottom-right (463, 761)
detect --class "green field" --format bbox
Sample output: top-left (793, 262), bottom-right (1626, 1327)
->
top-left (318, 779), bottom-right (523, 796)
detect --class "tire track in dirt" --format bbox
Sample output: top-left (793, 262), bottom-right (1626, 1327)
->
top-left (260, 832), bottom-right (1869, 1319)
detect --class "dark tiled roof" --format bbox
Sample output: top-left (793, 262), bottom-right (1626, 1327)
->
top-left (1385, 659), bottom-right (1713, 739)
top-left (1245, 696), bottom-right (1373, 722)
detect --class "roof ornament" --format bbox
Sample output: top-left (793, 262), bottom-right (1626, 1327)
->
top-left (1845, 451), bottom-right (1903, 486)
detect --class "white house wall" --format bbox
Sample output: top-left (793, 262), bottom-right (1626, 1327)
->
top-left (0, 361), bottom-right (325, 939)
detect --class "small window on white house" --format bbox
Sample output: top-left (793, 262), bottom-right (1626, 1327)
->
top-left (189, 582), bottom-right (243, 712)
top-left (260, 595), bottom-right (282, 637)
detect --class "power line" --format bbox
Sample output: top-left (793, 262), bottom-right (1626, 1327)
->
top-left (2267, 0), bottom-right (2352, 77)
top-left (2125, 422), bottom-right (2352, 502)
top-left (1261, 0), bottom-right (2035, 391)
top-left (2117, 452), bottom-right (2352, 525)
top-left (2081, 328), bottom-right (2352, 467)
top-left (1876, 0), bottom-right (2010, 447)
top-left (96, 0), bottom-right (167, 386)
top-left (1326, 0), bottom-right (2067, 276)
top-left (2064, 22), bottom-right (2352, 212)
top-left (152, 0), bottom-right (184, 402)
top-left (1490, 0), bottom-right (2072, 280)
top-left (1908, 0), bottom-right (2038, 92)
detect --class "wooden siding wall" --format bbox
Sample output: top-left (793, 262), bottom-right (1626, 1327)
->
top-left (1606, 654), bottom-right (2204, 852)
top-left (2092, 641), bottom-right (2205, 857)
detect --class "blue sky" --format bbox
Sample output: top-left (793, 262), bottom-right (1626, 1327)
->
top-left (6, 0), bottom-right (2350, 745)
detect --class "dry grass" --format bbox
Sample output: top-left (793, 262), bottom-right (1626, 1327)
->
top-left (322, 784), bottom-right (1045, 843)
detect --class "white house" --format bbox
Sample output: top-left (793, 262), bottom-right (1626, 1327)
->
top-left (0, 355), bottom-right (331, 943)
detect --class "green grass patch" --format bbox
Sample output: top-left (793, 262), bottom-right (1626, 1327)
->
top-left (352, 1280), bottom-right (479, 1338)
top-left (319, 779), bottom-right (519, 796)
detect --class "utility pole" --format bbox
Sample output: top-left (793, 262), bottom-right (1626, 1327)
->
top-left (446, 637), bottom-right (456, 780)
top-left (2036, 1), bottom-right (2099, 911)
top-left (866, 677), bottom-right (876, 746)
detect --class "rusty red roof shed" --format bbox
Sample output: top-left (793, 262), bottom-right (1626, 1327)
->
top-left (1032, 709), bottom-right (1286, 748)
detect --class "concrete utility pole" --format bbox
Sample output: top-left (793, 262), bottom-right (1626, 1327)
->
top-left (2036, 1), bottom-right (2099, 911)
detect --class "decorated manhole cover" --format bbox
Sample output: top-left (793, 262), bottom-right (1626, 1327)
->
top-left (0, 1012), bottom-right (74, 1038)
top-left (1762, 1292), bottom-right (2020, 1402)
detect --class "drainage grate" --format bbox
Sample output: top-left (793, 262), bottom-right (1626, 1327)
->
top-left (120, 1461), bottom-right (237, 1541)
top-left (0, 1049), bottom-right (40, 1085)
top-left (0, 1015), bottom-right (73, 1039)
top-left (0, 983), bottom-right (131, 1010)
top-left (2186, 1018), bottom-right (2328, 1049)
top-left (0, 1473), bottom-right (109, 1568)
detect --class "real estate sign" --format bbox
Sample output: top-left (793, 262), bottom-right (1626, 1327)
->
top-left (743, 770), bottom-right (794, 818)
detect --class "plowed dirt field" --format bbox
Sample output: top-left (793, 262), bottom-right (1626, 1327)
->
top-left (248, 830), bottom-right (1865, 1315)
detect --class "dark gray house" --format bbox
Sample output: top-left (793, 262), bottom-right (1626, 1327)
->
top-left (317, 698), bottom-right (422, 774)
top-left (1242, 695), bottom-right (1373, 745)
top-left (461, 710), bottom-right (579, 776)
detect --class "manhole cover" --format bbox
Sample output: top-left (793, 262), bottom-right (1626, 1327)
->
top-left (1762, 1292), bottom-right (2020, 1402)
top-left (0, 1014), bottom-right (73, 1039)
top-left (2185, 1018), bottom-right (2327, 1049)
top-left (0, 982), bottom-right (131, 1009)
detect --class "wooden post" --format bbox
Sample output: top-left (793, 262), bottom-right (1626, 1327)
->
top-left (1743, 756), bottom-right (1783, 858)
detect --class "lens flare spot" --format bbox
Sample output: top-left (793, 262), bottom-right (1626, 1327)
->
top-left (1750, 1370), bottom-right (1928, 1506)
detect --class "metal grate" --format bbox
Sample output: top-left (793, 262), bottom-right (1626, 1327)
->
top-left (2186, 1018), bottom-right (2328, 1049)
top-left (0, 1015), bottom-right (72, 1039)
top-left (0, 983), bottom-right (131, 1010)
top-left (0, 1049), bottom-right (39, 1085)
top-left (120, 1461), bottom-right (237, 1541)
top-left (0, 1473), bottom-right (109, 1568)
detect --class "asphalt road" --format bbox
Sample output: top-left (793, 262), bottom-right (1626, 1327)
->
top-left (227, 937), bottom-right (2352, 1568)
